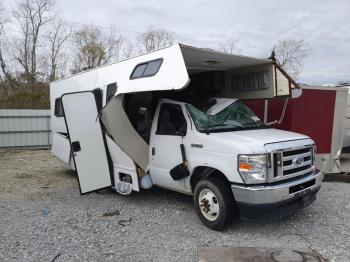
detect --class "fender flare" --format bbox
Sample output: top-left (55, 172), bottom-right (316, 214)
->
top-left (189, 165), bottom-right (231, 192)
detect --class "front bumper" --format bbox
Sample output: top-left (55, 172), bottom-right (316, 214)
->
top-left (231, 169), bottom-right (323, 220)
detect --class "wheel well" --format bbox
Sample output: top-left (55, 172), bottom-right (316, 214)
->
top-left (190, 166), bottom-right (230, 193)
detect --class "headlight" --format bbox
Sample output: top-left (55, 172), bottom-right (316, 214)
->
top-left (238, 154), bottom-right (268, 184)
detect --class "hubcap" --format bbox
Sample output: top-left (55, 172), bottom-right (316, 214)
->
top-left (198, 188), bottom-right (219, 221)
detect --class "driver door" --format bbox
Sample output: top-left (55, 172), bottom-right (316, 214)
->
top-left (149, 102), bottom-right (188, 192)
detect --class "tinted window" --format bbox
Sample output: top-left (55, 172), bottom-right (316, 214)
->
top-left (143, 60), bottom-right (162, 76)
top-left (106, 83), bottom-right (117, 103)
top-left (132, 64), bottom-right (147, 79)
top-left (54, 98), bottom-right (64, 117)
top-left (156, 103), bottom-right (187, 136)
top-left (130, 59), bottom-right (163, 79)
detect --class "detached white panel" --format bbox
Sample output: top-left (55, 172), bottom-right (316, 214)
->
top-left (62, 92), bottom-right (112, 194)
top-left (101, 95), bottom-right (149, 171)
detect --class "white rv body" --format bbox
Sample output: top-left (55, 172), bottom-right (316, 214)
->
top-left (50, 43), bottom-right (322, 230)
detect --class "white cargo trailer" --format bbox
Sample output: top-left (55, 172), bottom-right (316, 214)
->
top-left (50, 44), bottom-right (322, 230)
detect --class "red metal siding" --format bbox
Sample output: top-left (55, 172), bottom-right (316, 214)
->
top-left (244, 89), bottom-right (336, 154)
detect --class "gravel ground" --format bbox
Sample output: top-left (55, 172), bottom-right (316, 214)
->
top-left (0, 150), bottom-right (350, 261)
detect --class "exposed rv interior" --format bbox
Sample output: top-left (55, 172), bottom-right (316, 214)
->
top-left (123, 71), bottom-right (226, 143)
top-left (121, 45), bottom-right (297, 144)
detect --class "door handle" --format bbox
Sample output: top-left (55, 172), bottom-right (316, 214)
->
top-left (72, 141), bottom-right (81, 153)
top-left (152, 147), bottom-right (155, 156)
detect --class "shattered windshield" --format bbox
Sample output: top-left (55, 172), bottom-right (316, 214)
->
top-left (186, 100), bottom-right (267, 133)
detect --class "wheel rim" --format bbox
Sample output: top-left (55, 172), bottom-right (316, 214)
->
top-left (198, 188), bottom-right (219, 221)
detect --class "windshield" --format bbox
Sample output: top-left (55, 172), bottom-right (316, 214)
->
top-left (186, 100), bottom-right (267, 133)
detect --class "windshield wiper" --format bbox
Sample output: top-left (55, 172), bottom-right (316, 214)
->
top-left (202, 125), bottom-right (245, 133)
top-left (203, 123), bottom-right (228, 129)
top-left (243, 123), bottom-right (259, 128)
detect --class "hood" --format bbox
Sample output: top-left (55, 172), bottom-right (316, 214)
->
top-left (207, 128), bottom-right (310, 153)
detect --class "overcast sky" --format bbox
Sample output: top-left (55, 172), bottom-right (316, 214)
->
top-left (3, 0), bottom-right (350, 85)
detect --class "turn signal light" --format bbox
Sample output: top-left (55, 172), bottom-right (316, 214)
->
top-left (239, 163), bottom-right (252, 170)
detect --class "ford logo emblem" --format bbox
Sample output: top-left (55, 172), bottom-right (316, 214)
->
top-left (293, 156), bottom-right (304, 166)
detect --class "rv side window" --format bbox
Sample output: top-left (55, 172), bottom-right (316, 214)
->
top-left (54, 98), bottom-right (64, 117)
top-left (130, 59), bottom-right (163, 80)
top-left (156, 103), bottom-right (187, 136)
top-left (106, 83), bottom-right (117, 103)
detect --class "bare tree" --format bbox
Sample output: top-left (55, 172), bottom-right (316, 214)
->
top-left (220, 39), bottom-right (241, 54)
top-left (45, 20), bottom-right (72, 81)
top-left (71, 25), bottom-right (124, 73)
top-left (137, 27), bottom-right (175, 53)
top-left (0, 4), bottom-right (20, 96)
top-left (274, 39), bottom-right (309, 79)
top-left (122, 40), bottom-right (135, 59)
top-left (0, 4), bottom-right (11, 95)
top-left (13, 0), bottom-right (55, 95)
top-left (0, 4), bottom-right (6, 31)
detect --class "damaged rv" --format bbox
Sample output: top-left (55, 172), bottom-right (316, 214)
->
top-left (50, 44), bottom-right (323, 230)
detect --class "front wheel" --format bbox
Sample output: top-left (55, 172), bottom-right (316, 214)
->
top-left (194, 177), bottom-right (235, 231)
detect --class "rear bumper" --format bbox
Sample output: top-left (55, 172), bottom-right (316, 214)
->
top-left (231, 170), bottom-right (323, 220)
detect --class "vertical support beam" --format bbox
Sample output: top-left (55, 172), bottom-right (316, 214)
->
top-left (264, 99), bottom-right (269, 124)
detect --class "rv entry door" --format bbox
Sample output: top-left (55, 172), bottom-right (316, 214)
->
top-left (61, 91), bottom-right (112, 194)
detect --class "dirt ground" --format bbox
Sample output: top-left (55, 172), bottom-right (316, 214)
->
top-left (0, 150), bottom-right (350, 261)
top-left (0, 150), bottom-right (74, 201)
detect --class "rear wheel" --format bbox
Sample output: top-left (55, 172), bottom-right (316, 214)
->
top-left (194, 177), bottom-right (235, 231)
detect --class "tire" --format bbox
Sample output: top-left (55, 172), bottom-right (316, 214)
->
top-left (194, 177), bottom-right (235, 231)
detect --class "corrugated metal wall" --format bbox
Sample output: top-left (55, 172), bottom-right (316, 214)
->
top-left (0, 109), bottom-right (51, 149)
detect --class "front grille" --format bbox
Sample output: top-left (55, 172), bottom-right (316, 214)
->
top-left (283, 164), bottom-right (312, 176)
top-left (270, 145), bottom-right (314, 181)
top-left (283, 147), bottom-right (310, 157)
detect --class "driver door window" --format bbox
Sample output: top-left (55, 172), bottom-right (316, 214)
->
top-left (156, 103), bottom-right (187, 136)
